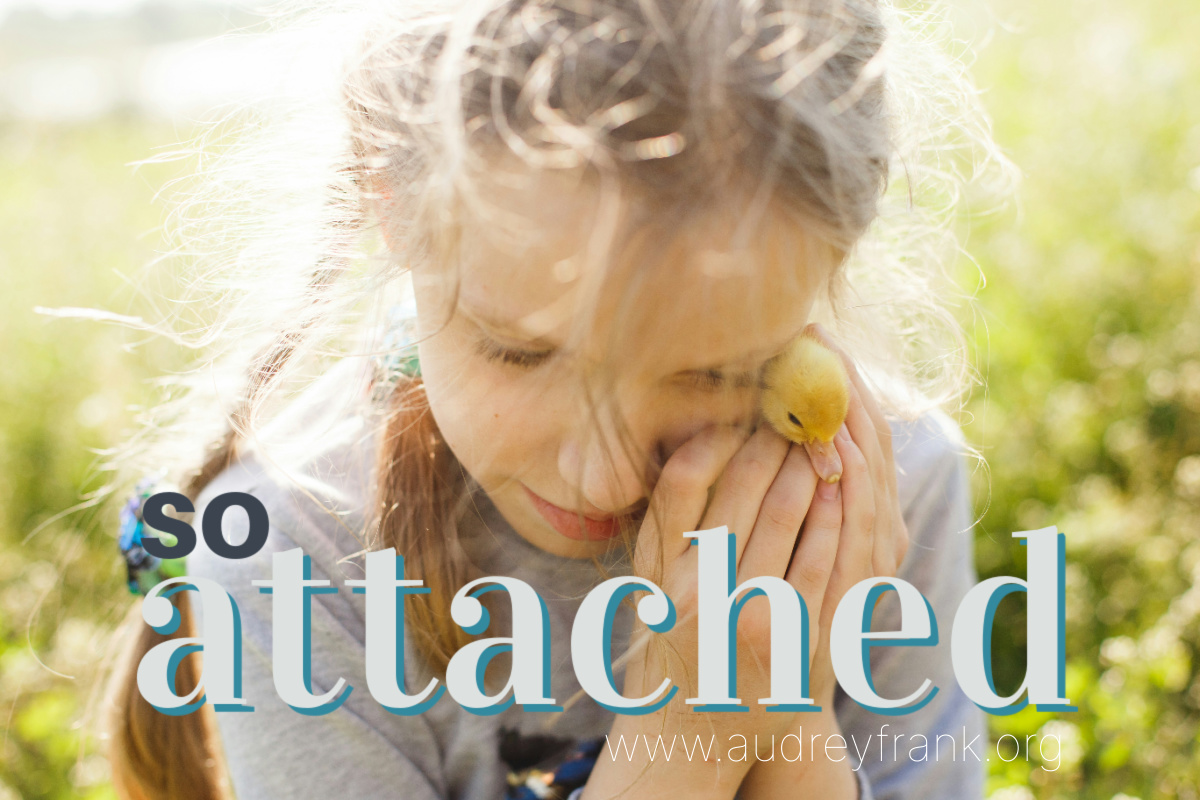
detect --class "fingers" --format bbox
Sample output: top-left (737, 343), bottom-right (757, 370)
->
top-left (824, 426), bottom-right (875, 606)
top-left (703, 425), bottom-right (791, 565)
top-left (803, 438), bottom-right (842, 484)
top-left (785, 461), bottom-right (841, 614)
top-left (839, 381), bottom-right (893, 575)
top-left (636, 424), bottom-right (752, 571)
top-left (807, 323), bottom-right (905, 577)
top-left (807, 323), bottom-right (896, 497)
top-left (810, 325), bottom-right (888, 493)
top-left (738, 442), bottom-right (818, 580)
top-left (894, 516), bottom-right (911, 573)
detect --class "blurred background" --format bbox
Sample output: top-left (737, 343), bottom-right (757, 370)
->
top-left (0, 0), bottom-right (1197, 797)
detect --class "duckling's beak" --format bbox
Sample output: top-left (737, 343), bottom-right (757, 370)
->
top-left (803, 439), bottom-right (843, 484)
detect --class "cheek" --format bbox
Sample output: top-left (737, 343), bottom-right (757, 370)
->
top-left (417, 332), bottom-right (560, 478)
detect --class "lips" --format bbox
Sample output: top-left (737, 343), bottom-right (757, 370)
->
top-left (522, 485), bottom-right (630, 542)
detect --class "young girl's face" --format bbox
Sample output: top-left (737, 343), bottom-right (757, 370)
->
top-left (410, 167), bottom-right (838, 559)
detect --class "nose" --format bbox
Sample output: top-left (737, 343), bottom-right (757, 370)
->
top-left (558, 401), bottom-right (657, 517)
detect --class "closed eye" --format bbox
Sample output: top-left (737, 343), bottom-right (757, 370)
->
top-left (685, 368), bottom-right (761, 392)
top-left (474, 335), bottom-right (555, 368)
top-left (787, 412), bottom-right (803, 427)
top-left (691, 369), bottom-right (726, 390)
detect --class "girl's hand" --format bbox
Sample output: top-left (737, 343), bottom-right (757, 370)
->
top-left (627, 421), bottom-right (840, 731)
top-left (584, 325), bottom-right (908, 800)
top-left (586, 371), bottom-right (846, 798)
top-left (741, 324), bottom-right (910, 799)
top-left (803, 322), bottom-right (909, 705)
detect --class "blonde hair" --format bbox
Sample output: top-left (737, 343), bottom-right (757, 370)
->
top-left (102, 0), bottom-right (1014, 797)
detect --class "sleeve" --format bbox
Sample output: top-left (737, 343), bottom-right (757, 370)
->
top-left (856, 768), bottom-right (875, 800)
top-left (186, 460), bottom-right (457, 800)
top-left (833, 410), bottom-right (987, 800)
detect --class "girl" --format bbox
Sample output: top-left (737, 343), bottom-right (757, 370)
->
top-left (104, 0), bottom-right (1009, 797)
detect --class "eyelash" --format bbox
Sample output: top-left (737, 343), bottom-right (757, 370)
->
top-left (474, 336), bottom-right (556, 369)
top-left (474, 333), bottom-right (763, 390)
top-left (692, 369), bottom-right (727, 390)
top-left (691, 369), bottom-right (761, 391)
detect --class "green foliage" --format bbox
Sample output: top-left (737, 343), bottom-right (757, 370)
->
top-left (956, 0), bottom-right (1200, 796)
top-left (0, 118), bottom-right (182, 799)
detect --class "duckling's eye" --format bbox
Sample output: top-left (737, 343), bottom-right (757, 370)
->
top-left (787, 412), bottom-right (803, 428)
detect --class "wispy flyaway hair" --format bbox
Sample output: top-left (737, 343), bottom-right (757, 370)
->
top-left (113, 0), bottom-right (1012, 484)
top-left (97, 1), bottom-right (1014, 798)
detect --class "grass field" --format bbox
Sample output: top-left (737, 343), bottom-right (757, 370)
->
top-left (0, 117), bottom-right (189, 800)
top-left (1, 0), bottom-right (1198, 796)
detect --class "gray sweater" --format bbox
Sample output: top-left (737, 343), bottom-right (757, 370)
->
top-left (189, 366), bottom-right (986, 800)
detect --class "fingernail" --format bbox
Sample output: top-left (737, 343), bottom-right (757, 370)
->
top-left (836, 426), bottom-right (850, 443)
top-left (818, 478), bottom-right (840, 500)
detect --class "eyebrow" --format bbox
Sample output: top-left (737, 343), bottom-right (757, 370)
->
top-left (462, 302), bottom-right (800, 374)
top-left (687, 340), bottom-right (794, 373)
top-left (459, 304), bottom-right (560, 348)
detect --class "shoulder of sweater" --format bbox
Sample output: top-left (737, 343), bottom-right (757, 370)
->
top-left (189, 367), bottom-right (381, 587)
top-left (888, 406), bottom-right (973, 515)
top-left (197, 355), bottom-right (380, 515)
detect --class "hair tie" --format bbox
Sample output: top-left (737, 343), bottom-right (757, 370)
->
top-left (118, 476), bottom-right (187, 595)
top-left (381, 304), bottom-right (422, 378)
top-left (372, 305), bottom-right (422, 402)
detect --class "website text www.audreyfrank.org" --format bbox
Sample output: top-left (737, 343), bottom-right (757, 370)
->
top-left (603, 726), bottom-right (1062, 772)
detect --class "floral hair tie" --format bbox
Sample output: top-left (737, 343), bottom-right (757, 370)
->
top-left (118, 476), bottom-right (187, 595)
top-left (371, 304), bottom-right (422, 402)
top-left (381, 304), bottom-right (422, 377)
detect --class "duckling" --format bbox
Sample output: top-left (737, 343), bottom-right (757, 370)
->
top-left (759, 328), bottom-right (850, 483)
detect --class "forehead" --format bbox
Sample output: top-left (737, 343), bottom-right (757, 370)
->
top-left (447, 165), bottom-right (835, 375)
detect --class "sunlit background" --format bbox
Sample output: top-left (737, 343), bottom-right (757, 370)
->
top-left (1, 0), bottom-right (1197, 798)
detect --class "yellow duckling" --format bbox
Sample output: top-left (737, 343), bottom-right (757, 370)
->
top-left (760, 328), bottom-right (850, 483)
